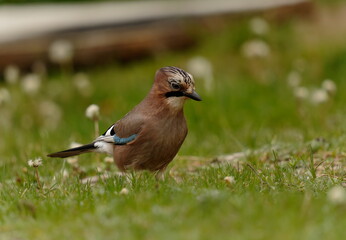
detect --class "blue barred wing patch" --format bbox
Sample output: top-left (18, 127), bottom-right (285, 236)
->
top-left (113, 133), bottom-right (137, 145)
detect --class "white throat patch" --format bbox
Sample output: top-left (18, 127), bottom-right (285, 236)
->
top-left (166, 96), bottom-right (186, 111)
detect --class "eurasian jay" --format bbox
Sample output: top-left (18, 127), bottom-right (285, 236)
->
top-left (48, 66), bottom-right (201, 172)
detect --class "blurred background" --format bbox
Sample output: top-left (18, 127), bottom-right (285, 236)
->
top-left (0, 0), bottom-right (346, 174)
top-left (2, 1), bottom-right (346, 239)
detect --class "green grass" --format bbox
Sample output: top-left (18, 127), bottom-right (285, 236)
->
top-left (0, 166), bottom-right (344, 239)
top-left (1, 2), bottom-right (346, 239)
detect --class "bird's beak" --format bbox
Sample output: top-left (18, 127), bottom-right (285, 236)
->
top-left (184, 90), bottom-right (202, 101)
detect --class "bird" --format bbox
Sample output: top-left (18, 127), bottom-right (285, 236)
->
top-left (47, 66), bottom-right (201, 173)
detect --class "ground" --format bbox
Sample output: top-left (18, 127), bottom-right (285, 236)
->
top-left (1, 1), bottom-right (346, 239)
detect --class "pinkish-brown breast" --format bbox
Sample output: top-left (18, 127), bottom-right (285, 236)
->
top-left (113, 110), bottom-right (187, 171)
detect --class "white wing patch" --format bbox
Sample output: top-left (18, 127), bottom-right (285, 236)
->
top-left (94, 141), bottom-right (113, 155)
top-left (92, 124), bottom-right (115, 155)
top-left (92, 123), bottom-right (137, 154)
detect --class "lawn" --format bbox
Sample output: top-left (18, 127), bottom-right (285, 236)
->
top-left (1, 1), bottom-right (346, 239)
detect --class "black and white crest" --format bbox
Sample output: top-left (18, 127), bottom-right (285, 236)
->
top-left (163, 66), bottom-right (194, 86)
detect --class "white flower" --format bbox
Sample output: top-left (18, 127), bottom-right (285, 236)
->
top-left (327, 186), bottom-right (346, 205)
top-left (21, 74), bottom-right (41, 95)
top-left (104, 157), bottom-right (114, 163)
top-left (322, 79), bottom-right (336, 95)
top-left (287, 71), bottom-right (301, 88)
top-left (249, 17), bottom-right (269, 35)
top-left (34, 159), bottom-right (43, 167)
top-left (241, 39), bottom-right (270, 58)
top-left (310, 89), bottom-right (328, 104)
top-left (85, 104), bottom-right (100, 121)
top-left (73, 73), bottom-right (93, 97)
top-left (4, 65), bottom-right (20, 84)
top-left (224, 176), bottom-right (236, 185)
top-left (186, 56), bottom-right (214, 92)
top-left (0, 88), bottom-right (11, 105)
top-left (49, 39), bottom-right (74, 64)
top-left (119, 188), bottom-right (129, 195)
top-left (28, 157), bottom-right (43, 167)
top-left (294, 87), bottom-right (309, 100)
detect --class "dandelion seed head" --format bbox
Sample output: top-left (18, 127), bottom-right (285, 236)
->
top-left (28, 160), bottom-right (34, 167)
top-left (21, 74), bottom-right (41, 95)
top-left (73, 73), bottom-right (93, 97)
top-left (49, 39), bottom-right (74, 64)
top-left (85, 104), bottom-right (100, 121)
top-left (310, 89), bottom-right (329, 104)
top-left (249, 17), bottom-right (269, 35)
top-left (287, 71), bottom-right (301, 88)
top-left (0, 88), bottom-right (11, 105)
top-left (186, 56), bottom-right (214, 92)
top-left (241, 39), bottom-right (270, 58)
top-left (39, 100), bottom-right (62, 130)
top-left (186, 56), bottom-right (213, 78)
top-left (28, 157), bottom-right (43, 168)
top-left (322, 79), bottom-right (336, 95)
top-left (294, 87), bottom-right (309, 100)
top-left (4, 65), bottom-right (20, 84)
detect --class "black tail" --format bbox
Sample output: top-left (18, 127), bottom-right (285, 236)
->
top-left (47, 143), bottom-right (96, 158)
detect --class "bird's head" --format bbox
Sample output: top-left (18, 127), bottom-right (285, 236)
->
top-left (152, 66), bottom-right (201, 109)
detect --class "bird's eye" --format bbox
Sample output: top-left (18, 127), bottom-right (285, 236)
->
top-left (171, 82), bottom-right (180, 90)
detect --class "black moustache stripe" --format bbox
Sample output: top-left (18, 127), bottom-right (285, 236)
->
top-left (165, 91), bottom-right (185, 98)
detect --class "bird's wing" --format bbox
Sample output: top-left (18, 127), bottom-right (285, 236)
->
top-left (94, 113), bottom-right (145, 145)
